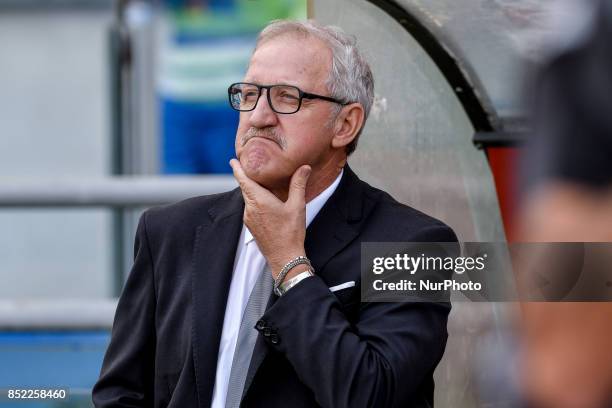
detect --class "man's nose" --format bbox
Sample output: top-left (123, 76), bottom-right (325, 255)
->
top-left (248, 88), bottom-right (278, 128)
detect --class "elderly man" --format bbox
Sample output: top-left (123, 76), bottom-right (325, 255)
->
top-left (93, 20), bottom-right (456, 408)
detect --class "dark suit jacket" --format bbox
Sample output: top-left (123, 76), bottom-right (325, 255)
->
top-left (92, 165), bottom-right (457, 408)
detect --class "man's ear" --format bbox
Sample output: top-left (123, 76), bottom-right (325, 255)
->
top-left (331, 103), bottom-right (365, 150)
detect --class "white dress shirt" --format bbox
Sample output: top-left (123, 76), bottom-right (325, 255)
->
top-left (210, 169), bottom-right (343, 408)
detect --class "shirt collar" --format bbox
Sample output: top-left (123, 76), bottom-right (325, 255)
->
top-left (244, 169), bottom-right (344, 245)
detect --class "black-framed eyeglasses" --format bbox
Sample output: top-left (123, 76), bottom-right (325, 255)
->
top-left (228, 82), bottom-right (349, 114)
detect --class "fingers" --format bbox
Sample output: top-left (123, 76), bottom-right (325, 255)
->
top-left (229, 159), bottom-right (267, 198)
top-left (230, 159), bottom-right (274, 206)
top-left (229, 158), bottom-right (249, 187)
top-left (288, 165), bottom-right (311, 207)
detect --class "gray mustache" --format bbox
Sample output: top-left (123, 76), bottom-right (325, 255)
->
top-left (242, 128), bottom-right (287, 150)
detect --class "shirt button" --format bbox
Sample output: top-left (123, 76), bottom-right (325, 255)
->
top-left (263, 327), bottom-right (272, 337)
top-left (270, 334), bottom-right (280, 344)
top-left (255, 320), bottom-right (266, 330)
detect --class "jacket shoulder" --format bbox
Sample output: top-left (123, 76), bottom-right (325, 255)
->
top-left (141, 189), bottom-right (238, 238)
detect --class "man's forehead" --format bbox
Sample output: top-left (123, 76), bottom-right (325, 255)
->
top-left (245, 35), bottom-right (331, 88)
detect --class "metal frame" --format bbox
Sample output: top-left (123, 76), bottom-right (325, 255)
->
top-left (0, 176), bottom-right (236, 207)
top-left (0, 1), bottom-right (235, 323)
top-left (473, 131), bottom-right (526, 148)
top-left (110, 0), bottom-right (162, 295)
top-left (366, 0), bottom-right (495, 132)
top-left (0, 176), bottom-right (236, 329)
top-left (365, 0), bottom-right (529, 148)
top-left (0, 299), bottom-right (118, 329)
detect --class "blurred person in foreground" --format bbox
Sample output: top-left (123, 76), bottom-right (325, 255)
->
top-left (92, 20), bottom-right (456, 408)
top-left (519, 1), bottom-right (612, 407)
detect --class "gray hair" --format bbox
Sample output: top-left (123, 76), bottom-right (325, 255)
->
top-left (255, 19), bottom-right (374, 155)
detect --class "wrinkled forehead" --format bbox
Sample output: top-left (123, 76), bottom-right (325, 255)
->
top-left (245, 34), bottom-right (332, 93)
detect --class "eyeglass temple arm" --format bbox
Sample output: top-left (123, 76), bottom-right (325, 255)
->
top-left (301, 91), bottom-right (350, 106)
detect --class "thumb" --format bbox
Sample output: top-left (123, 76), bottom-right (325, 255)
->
top-left (288, 165), bottom-right (311, 205)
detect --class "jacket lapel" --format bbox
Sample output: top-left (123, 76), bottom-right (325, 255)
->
top-left (192, 188), bottom-right (244, 408)
top-left (241, 165), bottom-right (374, 400)
top-left (304, 165), bottom-right (366, 274)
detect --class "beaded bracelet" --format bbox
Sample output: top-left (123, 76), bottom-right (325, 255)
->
top-left (273, 255), bottom-right (312, 295)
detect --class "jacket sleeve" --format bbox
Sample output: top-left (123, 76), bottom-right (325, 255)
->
top-left (258, 225), bottom-right (455, 408)
top-left (92, 211), bottom-right (157, 407)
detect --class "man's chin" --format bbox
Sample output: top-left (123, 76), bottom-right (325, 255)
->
top-left (240, 159), bottom-right (268, 182)
top-left (241, 156), bottom-right (265, 177)
top-left (241, 162), bottom-right (288, 191)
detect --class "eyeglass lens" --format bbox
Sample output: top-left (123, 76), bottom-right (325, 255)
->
top-left (230, 83), bottom-right (301, 114)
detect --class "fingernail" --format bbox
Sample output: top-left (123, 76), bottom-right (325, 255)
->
top-left (302, 166), bottom-right (312, 177)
